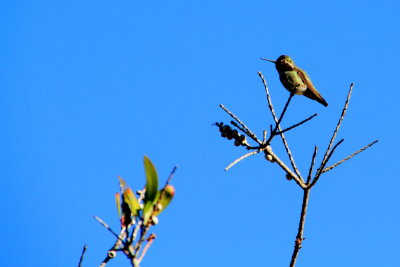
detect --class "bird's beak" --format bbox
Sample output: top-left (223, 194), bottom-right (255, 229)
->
top-left (260, 58), bottom-right (276, 63)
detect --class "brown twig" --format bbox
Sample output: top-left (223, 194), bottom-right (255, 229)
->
top-left (306, 146), bottom-right (318, 185)
top-left (78, 244), bottom-right (88, 267)
top-left (289, 188), bottom-right (310, 267)
top-left (311, 139), bottom-right (344, 187)
top-left (322, 140), bottom-right (379, 173)
top-left (321, 83), bottom-right (353, 166)
top-left (272, 93), bottom-right (294, 134)
top-left (276, 113), bottom-right (318, 135)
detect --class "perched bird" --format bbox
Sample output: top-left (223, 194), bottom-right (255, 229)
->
top-left (261, 55), bottom-right (328, 107)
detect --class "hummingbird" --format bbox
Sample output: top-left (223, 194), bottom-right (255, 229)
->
top-left (261, 55), bottom-right (328, 107)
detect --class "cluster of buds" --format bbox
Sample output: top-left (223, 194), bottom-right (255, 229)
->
top-left (215, 122), bottom-right (249, 147)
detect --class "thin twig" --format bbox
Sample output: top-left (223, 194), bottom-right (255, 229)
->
top-left (322, 140), bottom-right (379, 173)
top-left (225, 150), bottom-right (262, 171)
top-left (94, 216), bottom-right (123, 241)
top-left (138, 234), bottom-right (156, 263)
top-left (131, 220), bottom-right (143, 243)
top-left (311, 139), bottom-right (344, 187)
top-left (219, 104), bottom-right (262, 144)
top-left (99, 228), bottom-right (127, 267)
top-left (78, 244), bottom-right (88, 267)
top-left (258, 73), bottom-right (303, 180)
top-left (276, 113), bottom-right (318, 135)
top-left (133, 225), bottom-right (151, 258)
top-left (272, 93), bottom-right (294, 134)
top-left (230, 121), bottom-right (252, 138)
top-left (321, 83), bottom-right (353, 166)
top-left (265, 146), bottom-right (306, 189)
top-left (289, 188), bottom-right (311, 267)
top-left (258, 72), bottom-right (276, 121)
top-left (165, 166), bottom-right (178, 185)
top-left (306, 146), bottom-right (318, 185)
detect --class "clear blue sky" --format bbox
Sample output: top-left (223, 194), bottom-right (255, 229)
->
top-left (1, 1), bottom-right (399, 266)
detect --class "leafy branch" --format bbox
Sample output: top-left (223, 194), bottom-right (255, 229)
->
top-left (90, 156), bottom-right (177, 267)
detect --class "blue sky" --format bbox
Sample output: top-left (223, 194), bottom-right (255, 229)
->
top-left (1, 0), bottom-right (399, 266)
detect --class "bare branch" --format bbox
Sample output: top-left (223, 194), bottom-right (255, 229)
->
top-left (322, 140), bottom-right (379, 173)
top-left (219, 104), bottom-right (262, 144)
top-left (230, 120), bottom-right (254, 140)
top-left (262, 130), bottom-right (267, 143)
top-left (94, 216), bottom-right (122, 241)
top-left (272, 93), bottom-right (294, 133)
top-left (311, 139), bottom-right (344, 187)
top-left (99, 228), bottom-right (127, 267)
top-left (276, 113), bottom-right (318, 135)
top-left (225, 150), bottom-right (262, 171)
top-left (321, 83), bottom-right (354, 166)
top-left (265, 146), bottom-right (306, 189)
top-left (289, 189), bottom-right (311, 267)
top-left (165, 166), bottom-right (178, 185)
top-left (258, 72), bottom-right (278, 121)
top-left (78, 244), bottom-right (88, 267)
top-left (306, 146), bottom-right (318, 185)
top-left (138, 234), bottom-right (156, 263)
top-left (258, 72), bottom-right (304, 181)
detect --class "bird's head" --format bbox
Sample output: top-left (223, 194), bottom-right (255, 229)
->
top-left (261, 55), bottom-right (296, 73)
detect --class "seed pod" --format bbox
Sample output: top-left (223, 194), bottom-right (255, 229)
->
top-left (265, 153), bottom-right (273, 162)
top-left (227, 131), bottom-right (234, 140)
top-left (222, 125), bottom-right (231, 133)
top-left (232, 129), bottom-right (239, 138)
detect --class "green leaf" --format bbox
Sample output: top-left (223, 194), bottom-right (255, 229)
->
top-left (143, 156), bottom-right (159, 224)
top-left (118, 176), bottom-right (128, 192)
top-left (123, 188), bottom-right (140, 217)
top-left (115, 192), bottom-right (122, 219)
top-left (153, 185), bottom-right (175, 216)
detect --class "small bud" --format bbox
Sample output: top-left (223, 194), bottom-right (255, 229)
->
top-left (234, 140), bottom-right (241, 146)
top-left (147, 233), bottom-right (157, 242)
top-left (265, 153), bottom-right (273, 162)
top-left (286, 173), bottom-right (293, 181)
top-left (151, 216), bottom-right (159, 225)
top-left (238, 135), bottom-right (246, 142)
top-left (108, 251), bottom-right (117, 258)
top-left (164, 184), bottom-right (175, 197)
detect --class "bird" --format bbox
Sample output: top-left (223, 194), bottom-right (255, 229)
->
top-left (261, 55), bottom-right (328, 107)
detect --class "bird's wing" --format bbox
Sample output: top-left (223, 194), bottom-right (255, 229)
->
top-left (296, 68), bottom-right (328, 107)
